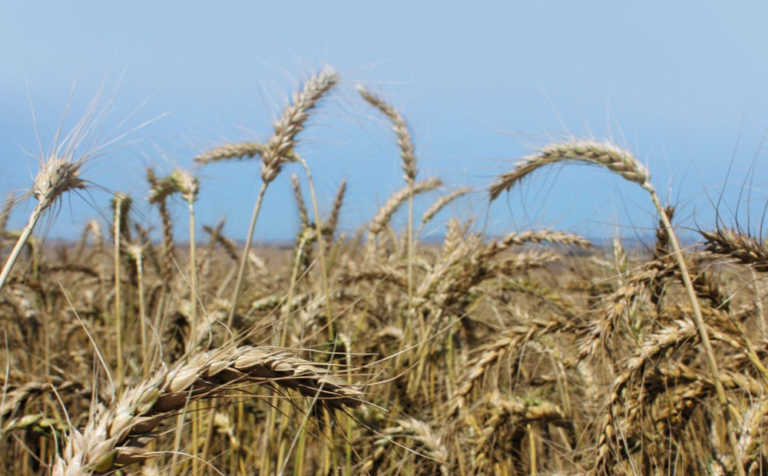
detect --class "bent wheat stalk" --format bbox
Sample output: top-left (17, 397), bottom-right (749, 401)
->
top-left (489, 139), bottom-right (745, 476)
top-left (52, 345), bottom-right (363, 475)
top-left (489, 140), bottom-right (650, 200)
top-left (358, 86), bottom-right (419, 309)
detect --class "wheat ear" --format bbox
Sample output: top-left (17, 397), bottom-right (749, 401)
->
top-left (700, 227), bottom-right (768, 271)
top-left (260, 67), bottom-right (339, 183)
top-left (326, 179), bottom-right (347, 244)
top-left (146, 168), bottom-right (177, 284)
top-left (358, 85), bottom-right (419, 309)
top-left (52, 346), bottom-right (362, 475)
top-left (490, 139), bottom-right (745, 476)
top-left (0, 157), bottom-right (85, 291)
top-left (290, 174), bottom-right (310, 229)
top-left (357, 86), bottom-right (417, 182)
top-left (194, 141), bottom-right (267, 164)
top-left (368, 177), bottom-right (443, 239)
top-left (489, 140), bottom-right (650, 200)
top-left (418, 187), bottom-right (472, 233)
top-left (481, 229), bottom-right (592, 260)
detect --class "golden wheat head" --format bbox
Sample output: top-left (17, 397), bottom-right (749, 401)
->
top-left (489, 140), bottom-right (651, 201)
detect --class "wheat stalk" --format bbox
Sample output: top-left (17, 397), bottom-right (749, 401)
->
top-left (171, 169), bottom-right (201, 351)
top-left (227, 68), bottom-right (338, 328)
top-left (124, 242), bottom-right (149, 376)
top-left (358, 85), bottom-right (420, 313)
top-left (490, 140), bottom-right (745, 475)
top-left (111, 193), bottom-right (131, 387)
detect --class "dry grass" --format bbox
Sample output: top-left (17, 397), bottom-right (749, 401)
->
top-left (1, 69), bottom-right (768, 475)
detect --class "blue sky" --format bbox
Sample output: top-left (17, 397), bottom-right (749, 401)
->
top-left (1, 1), bottom-right (768, 243)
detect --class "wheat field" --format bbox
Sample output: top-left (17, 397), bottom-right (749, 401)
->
top-left (1, 68), bottom-right (767, 475)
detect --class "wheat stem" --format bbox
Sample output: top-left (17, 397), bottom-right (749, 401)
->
top-left (126, 244), bottom-right (148, 376)
top-left (490, 140), bottom-right (746, 475)
top-left (0, 203), bottom-right (44, 292)
top-left (227, 182), bottom-right (268, 328)
top-left (296, 156), bottom-right (333, 339)
top-left (647, 188), bottom-right (745, 476)
top-left (135, 251), bottom-right (147, 376)
top-left (112, 194), bottom-right (126, 389)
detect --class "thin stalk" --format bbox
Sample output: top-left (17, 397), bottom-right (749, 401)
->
top-left (192, 407), bottom-right (200, 476)
top-left (279, 339), bottom-right (338, 476)
top-left (277, 417), bottom-right (288, 472)
top-left (0, 202), bottom-right (44, 292)
top-left (189, 200), bottom-right (199, 476)
top-left (344, 337), bottom-right (353, 476)
top-left (113, 202), bottom-right (124, 389)
top-left (135, 250), bottom-right (147, 376)
top-left (647, 187), bottom-right (745, 476)
top-left (297, 156), bottom-right (333, 339)
top-left (278, 383), bottom-right (327, 476)
top-left (408, 185), bottom-right (414, 311)
top-left (293, 427), bottom-right (307, 476)
top-left (528, 423), bottom-right (536, 476)
top-left (228, 181), bottom-right (269, 329)
top-left (170, 407), bottom-right (187, 474)
top-left (259, 400), bottom-right (276, 473)
top-left (200, 400), bottom-right (218, 467)
top-left (231, 401), bottom-right (243, 473)
top-left (188, 200), bottom-right (198, 346)
top-left (281, 236), bottom-right (309, 346)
